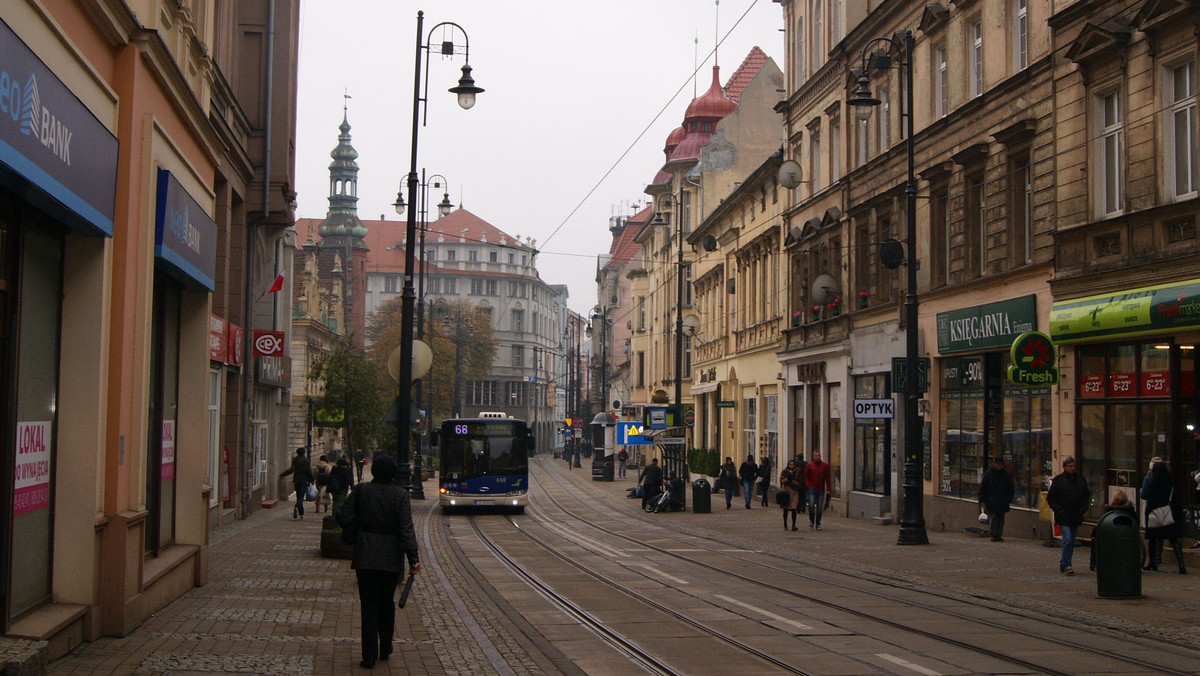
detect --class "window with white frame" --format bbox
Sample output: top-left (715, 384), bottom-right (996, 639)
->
top-left (469, 249), bottom-right (478, 262)
top-left (969, 22), bottom-right (983, 98)
top-left (857, 118), bottom-right (868, 167)
top-left (809, 125), bottom-right (821, 193)
top-left (830, 116), bottom-right (841, 182)
top-left (811, 0), bottom-right (822, 70)
top-left (795, 17), bottom-right (805, 86)
top-left (1166, 61), bottom-right (1198, 200)
top-left (207, 370), bottom-right (221, 508)
top-left (745, 396), bottom-right (757, 458)
top-left (878, 88), bottom-right (890, 152)
top-left (512, 344), bottom-right (524, 368)
top-left (935, 45), bottom-right (948, 118)
top-left (1013, 0), bottom-right (1028, 72)
top-left (512, 309), bottom-right (524, 333)
top-left (1096, 90), bottom-right (1124, 216)
top-left (446, 249), bottom-right (456, 261)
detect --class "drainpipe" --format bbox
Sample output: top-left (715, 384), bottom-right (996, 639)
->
top-left (241, 0), bottom-right (277, 518)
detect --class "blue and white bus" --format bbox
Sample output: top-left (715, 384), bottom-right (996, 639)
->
top-left (434, 417), bottom-right (534, 513)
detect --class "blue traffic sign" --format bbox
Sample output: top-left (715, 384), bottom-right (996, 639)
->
top-left (617, 422), bottom-right (652, 445)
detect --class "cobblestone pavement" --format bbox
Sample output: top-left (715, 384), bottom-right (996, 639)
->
top-left (45, 457), bottom-right (1200, 674)
top-left (546, 454), bottom-right (1200, 652)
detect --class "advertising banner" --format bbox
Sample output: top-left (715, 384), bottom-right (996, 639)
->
top-left (209, 314), bottom-right (226, 362)
top-left (14, 421), bottom-right (51, 515)
top-left (161, 420), bottom-right (175, 480)
top-left (1050, 278), bottom-right (1200, 343)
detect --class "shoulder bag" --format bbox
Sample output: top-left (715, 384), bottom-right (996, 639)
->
top-left (1147, 488), bottom-right (1175, 529)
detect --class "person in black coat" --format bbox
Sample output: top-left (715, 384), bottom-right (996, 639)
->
top-left (1140, 461), bottom-right (1186, 574)
top-left (346, 454), bottom-right (419, 668)
top-left (639, 458), bottom-right (663, 510)
top-left (278, 447), bottom-right (314, 519)
top-left (757, 456), bottom-right (772, 506)
top-left (739, 456), bottom-right (759, 509)
top-left (718, 457), bottom-right (738, 509)
top-left (1046, 456), bottom-right (1090, 575)
top-left (978, 457), bottom-right (1014, 542)
top-left (327, 456), bottom-right (355, 512)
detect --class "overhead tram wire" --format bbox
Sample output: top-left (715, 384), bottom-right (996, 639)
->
top-left (536, 0), bottom-right (763, 252)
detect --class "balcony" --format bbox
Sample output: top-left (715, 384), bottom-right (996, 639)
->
top-left (782, 313), bottom-right (851, 352)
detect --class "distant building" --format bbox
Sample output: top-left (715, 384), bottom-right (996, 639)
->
top-left (294, 208), bottom-right (567, 451)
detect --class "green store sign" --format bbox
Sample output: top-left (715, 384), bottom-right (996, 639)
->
top-left (1007, 331), bottom-right (1059, 386)
top-left (936, 295), bottom-right (1037, 354)
top-left (1050, 279), bottom-right (1200, 343)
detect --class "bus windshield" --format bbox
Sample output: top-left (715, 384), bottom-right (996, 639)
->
top-left (440, 422), bottom-right (528, 477)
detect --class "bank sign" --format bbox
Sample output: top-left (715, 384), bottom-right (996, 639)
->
top-left (0, 20), bottom-right (118, 236)
top-left (937, 295), bottom-right (1037, 354)
top-left (155, 169), bottom-right (216, 290)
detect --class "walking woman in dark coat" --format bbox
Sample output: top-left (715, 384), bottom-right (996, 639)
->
top-left (779, 460), bottom-right (803, 531)
top-left (1140, 461), bottom-right (1187, 574)
top-left (346, 455), bottom-right (420, 668)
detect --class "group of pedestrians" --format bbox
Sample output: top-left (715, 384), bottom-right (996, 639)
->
top-left (776, 453), bottom-right (832, 530)
top-left (987, 454), bottom-right (1193, 576)
top-left (278, 447), bottom-right (355, 519)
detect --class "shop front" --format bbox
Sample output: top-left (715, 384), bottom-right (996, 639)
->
top-left (932, 295), bottom-right (1054, 533)
top-left (0, 12), bottom-right (117, 635)
top-left (780, 353), bottom-right (848, 503)
top-left (1051, 280), bottom-right (1200, 536)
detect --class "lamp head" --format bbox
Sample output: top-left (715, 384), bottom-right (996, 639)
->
top-left (449, 64), bottom-right (484, 109)
top-left (438, 192), bottom-right (453, 217)
top-left (848, 73), bottom-right (880, 121)
top-left (393, 189), bottom-right (406, 215)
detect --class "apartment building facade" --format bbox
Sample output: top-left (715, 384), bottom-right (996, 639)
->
top-left (0, 0), bottom-right (299, 652)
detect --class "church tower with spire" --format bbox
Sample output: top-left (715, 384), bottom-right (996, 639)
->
top-left (313, 107), bottom-right (370, 348)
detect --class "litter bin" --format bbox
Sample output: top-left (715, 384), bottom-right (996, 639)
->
top-left (692, 478), bottom-right (711, 513)
top-left (1094, 509), bottom-right (1142, 598)
top-left (592, 458), bottom-right (614, 482)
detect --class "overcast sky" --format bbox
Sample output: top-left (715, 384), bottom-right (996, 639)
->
top-left (295, 0), bottom-right (785, 315)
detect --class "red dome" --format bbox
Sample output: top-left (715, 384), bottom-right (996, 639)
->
top-left (684, 66), bottom-right (736, 120)
top-left (664, 125), bottom-right (685, 155)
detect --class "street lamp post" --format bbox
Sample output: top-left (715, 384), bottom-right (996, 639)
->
top-left (847, 29), bottom-right (928, 545)
top-left (393, 170), bottom-right (451, 499)
top-left (395, 11), bottom-right (482, 491)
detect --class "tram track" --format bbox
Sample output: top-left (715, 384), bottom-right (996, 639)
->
top-left (529, 458), bottom-right (1199, 676)
top-left (467, 513), bottom-right (818, 675)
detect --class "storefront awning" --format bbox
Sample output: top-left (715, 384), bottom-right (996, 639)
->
top-left (1050, 278), bottom-right (1200, 344)
top-left (690, 381), bottom-right (719, 394)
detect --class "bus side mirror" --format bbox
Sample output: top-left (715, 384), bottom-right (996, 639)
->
top-left (527, 431), bottom-right (537, 452)
top-left (430, 429), bottom-right (440, 447)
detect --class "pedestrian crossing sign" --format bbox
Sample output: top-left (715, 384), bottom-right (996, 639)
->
top-left (617, 423), bottom-right (651, 445)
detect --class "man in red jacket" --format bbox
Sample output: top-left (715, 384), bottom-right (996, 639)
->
top-left (803, 451), bottom-right (832, 530)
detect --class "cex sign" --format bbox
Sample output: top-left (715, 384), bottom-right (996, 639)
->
top-left (251, 330), bottom-right (285, 357)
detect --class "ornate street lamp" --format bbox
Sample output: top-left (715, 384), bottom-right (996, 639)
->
top-left (395, 11), bottom-right (483, 492)
top-left (846, 29), bottom-right (928, 545)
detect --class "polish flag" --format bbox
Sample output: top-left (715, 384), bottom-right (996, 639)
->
top-left (264, 274), bottom-right (285, 295)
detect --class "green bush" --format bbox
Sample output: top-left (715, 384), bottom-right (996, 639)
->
top-left (704, 448), bottom-right (720, 477)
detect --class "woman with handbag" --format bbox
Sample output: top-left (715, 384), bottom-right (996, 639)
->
top-left (344, 454), bottom-right (420, 668)
top-left (1140, 460), bottom-right (1186, 574)
top-left (779, 460), bottom-right (803, 531)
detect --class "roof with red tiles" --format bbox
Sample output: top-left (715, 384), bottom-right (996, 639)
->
top-left (296, 208), bottom-right (535, 278)
top-left (607, 205), bottom-right (652, 267)
top-left (723, 46), bottom-right (768, 103)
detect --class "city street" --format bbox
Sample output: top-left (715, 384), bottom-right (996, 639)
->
top-left (45, 455), bottom-right (1200, 675)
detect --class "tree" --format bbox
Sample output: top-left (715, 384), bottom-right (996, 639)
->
top-left (308, 342), bottom-right (392, 459)
top-left (365, 297), bottom-right (496, 424)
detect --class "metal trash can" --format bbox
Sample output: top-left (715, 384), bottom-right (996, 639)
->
top-left (1094, 509), bottom-right (1142, 598)
top-left (692, 478), bottom-right (711, 513)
